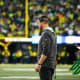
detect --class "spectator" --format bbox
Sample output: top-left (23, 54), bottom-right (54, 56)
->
top-left (16, 50), bottom-right (22, 63)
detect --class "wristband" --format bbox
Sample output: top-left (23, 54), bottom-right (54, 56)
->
top-left (38, 64), bottom-right (42, 65)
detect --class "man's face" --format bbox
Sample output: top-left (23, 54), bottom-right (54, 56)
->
top-left (37, 20), bottom-right (41, 28)
top-left (37, 20), bottom-right (44, 29)
top-left (37, 20), bottom-right (43, 34)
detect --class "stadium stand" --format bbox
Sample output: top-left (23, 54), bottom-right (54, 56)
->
top-left (0, 0), bottom-right (80, 64)
top-left (0, 0), bottom-right (25, 37)
top-left (28, 0), bottom-right (80, 37)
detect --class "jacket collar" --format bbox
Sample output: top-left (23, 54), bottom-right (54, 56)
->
top-left (44, 27), bottom-right (54, 32)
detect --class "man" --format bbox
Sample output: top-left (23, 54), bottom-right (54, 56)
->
top-left (35, 16), bottom-right (57, 80)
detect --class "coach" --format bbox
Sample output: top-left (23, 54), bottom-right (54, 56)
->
top-left (35, 16), bottom-right (57, 80)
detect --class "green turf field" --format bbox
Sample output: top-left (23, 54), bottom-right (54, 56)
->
top-left (0, 64), bottom-right (79, 80)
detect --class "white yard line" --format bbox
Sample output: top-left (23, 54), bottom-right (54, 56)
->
top-left (0, 76), bottom-right (79, 79)
top-left (56, 69), bottom-right (68, 71)
top-left (0, 76), bottom-right (39, 79)
top-left (56, 73), bottom-right (72, 75)
top-left (3, 68), bottom-right (35, 71)
top-left (3, 68), bottom-right (69, 71)
top-left (56, 73), bottom-right (80, 76)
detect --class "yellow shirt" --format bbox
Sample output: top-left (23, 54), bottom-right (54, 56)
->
top-left (9, 23), bottom-right (16, 31)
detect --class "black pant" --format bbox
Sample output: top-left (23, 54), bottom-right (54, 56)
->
top-left (39, 67), bottom-right (54, 80)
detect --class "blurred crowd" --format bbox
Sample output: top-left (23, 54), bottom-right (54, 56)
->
top-left (0, 41), bottom-right (79, 64)
top-left (0, 0), bottom-right (80, 64)
top-left (1, 0), bottom-right (80, 37)
top-left (29, 0), bottom-right (80, 37)
top-left (0, 0), bottom-right (25, 37)
top-left (0, 42), bottom-right (37, 64)
top-left (0, 49), bottom-right (23, 63)
top-left (57, 44), bottom-right (80, 64)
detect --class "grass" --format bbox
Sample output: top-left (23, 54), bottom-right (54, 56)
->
top-left (0, 64), bottom-right (79, 80)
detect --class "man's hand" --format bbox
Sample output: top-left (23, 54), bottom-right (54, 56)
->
top-left (35, 54), bottom-right (47, 72)
top-left (35, 64), bottom-right (41, 72)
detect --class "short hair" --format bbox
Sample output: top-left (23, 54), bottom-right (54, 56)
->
top-left (39, 16), bottom-right (48, 23)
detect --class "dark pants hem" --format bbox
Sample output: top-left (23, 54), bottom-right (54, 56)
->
top-left (39, 67), bottom-right (54, 80)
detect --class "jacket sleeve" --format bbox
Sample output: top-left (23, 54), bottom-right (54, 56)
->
top-left (41, 33), bottom-right (51, 56)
